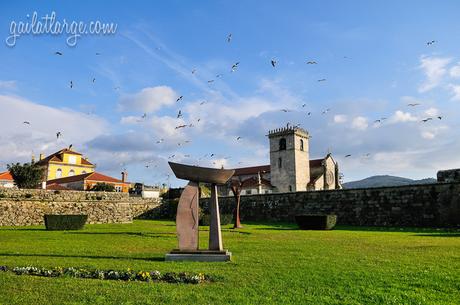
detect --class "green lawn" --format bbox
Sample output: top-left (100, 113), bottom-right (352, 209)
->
top-left (0, 220), bottom-right (459, 305)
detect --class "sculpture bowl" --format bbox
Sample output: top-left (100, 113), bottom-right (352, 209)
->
top-left (168, 162), bottom-right (235, 184)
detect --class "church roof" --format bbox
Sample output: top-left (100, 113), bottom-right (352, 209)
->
top-left (233, 165), bottom-right (271, 176)
top-left (241, 177), bottom-right (272, 188)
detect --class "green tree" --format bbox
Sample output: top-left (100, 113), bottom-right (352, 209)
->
top-left (7, 162), bottom-right (44, 189)
top-left (90, 183), bottom-right (115, 192)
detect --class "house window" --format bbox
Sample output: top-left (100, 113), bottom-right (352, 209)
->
top-left (56, 168), bottom-right (62, 178)
top-left (68, 155), bottom-right (77, 164)
top-left (82, 171), bottom-right (86, 174)
top-left (246, 189), bottom-right (252, 195)
top-left (279, 138), bottom-right (286, 150)
top-left (300, 139), bottom-right (304, 151)
top-left (115, 186), bottom-right (122, 192)
top-left (278, 157), bottom-right (282, 169)
top-left (69, 169), bottom-right (75, 176)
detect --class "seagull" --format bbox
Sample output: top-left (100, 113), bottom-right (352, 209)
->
top-left (70, 81), bottom-right (73, 88)
top-left (322, 108), bottom-right (331, 114)
top-left (407, 103), bottom-right (420, 107)
top-left (92, 78), bottom-right (96, 83)
top-left (426, 40), bottom-right (436, 45)
top-left (216, 74), bottom-right (223, 78)
top-left (317, 78), bottom-right (327, 82)
top-left (55, 51), bottom-right (63, 56)
top-left (307, 112), bottom-right (311, 116)
top-left (231, 62), bottom-right (240, 72)
top-left (177, 110), bottom-right (182, 118)
top-left (114, 86), bottom-right (120, 91)
top-left (227, 33), bottom-right (232, 43)
top-left (302, 103), bottom-right (307, 107)
top-left (236, 136), bottom-right (242, 140)
top-left (306, 61), bottom-right (317, 64)
top-left (207, 80), bottom-right (214, 83)
top-left (200, 101), bottom-right (206, 105)
top-left (56, 132), bottom-right (62, 139)
top-left (189, 123), bottom-right (195, 127)
top-left (280, 109), bottom-right (291, 112)
top-left (191, 69), bottom-right (196, 74)
top-left (437, 116), bottom-right (443, 120)
top-left (363, 153), bottom-right (370, 158)
top-left (23, 121), bottom-right (30, 125)
top-left (374, 119), bottom-right (382, 123)
top-left (197, 118), bottom-right (201, 122)
top-left (175, 124), bottom-right (187, 129)
top-left (69, 144), bottom-right (73, 150)
top-left (176, 96), bottom-right (183, 102)
top-left (210, 154), bottom-right (215, 157)
top-left (95, 52), bottom-right (101, 55)
top-left (421, 118), bottom-right (433, 123)
top-left (271, 59), bottom-right (277, 67)
top-left (345, 154), bottom-right (352, 158)
top-left (156, 138), bottom-right (164, 144)
top-left (168, 154), bottom-right (175, 159)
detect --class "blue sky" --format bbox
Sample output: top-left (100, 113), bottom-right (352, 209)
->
top-left (1, 1), bottom-right (460, 186)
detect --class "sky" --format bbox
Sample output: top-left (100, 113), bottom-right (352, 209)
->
top-left (1, 1), bottom-right (460, 187)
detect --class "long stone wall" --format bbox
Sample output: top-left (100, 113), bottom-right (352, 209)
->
top-left (0, 189), bottom-right (161, 226)
top-left (201, 182), bottom-right (460, 227)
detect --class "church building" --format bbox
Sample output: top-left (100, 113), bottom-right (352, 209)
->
top-left (222, 126), bottom-right (341, 195)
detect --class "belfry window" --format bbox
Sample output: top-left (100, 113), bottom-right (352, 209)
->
top-left (279, 138), bottom-right (286, 150)
top-left (300, 139), bottom-right (304, 151)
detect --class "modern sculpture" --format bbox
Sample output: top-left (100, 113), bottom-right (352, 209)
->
top-left (165, 161), bottom-right (234, 261)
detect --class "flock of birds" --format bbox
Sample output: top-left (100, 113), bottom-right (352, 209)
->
top-left (17, 35), bottom-right (444, 184)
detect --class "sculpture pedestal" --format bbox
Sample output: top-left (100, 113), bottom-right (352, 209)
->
top-left (165, 250), bottom-right (232, 262)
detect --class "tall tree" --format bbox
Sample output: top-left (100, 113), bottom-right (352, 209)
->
top-left (230, 177), bottom-right (243, 229)
top-left (7, 162), bottom-right (44, 189)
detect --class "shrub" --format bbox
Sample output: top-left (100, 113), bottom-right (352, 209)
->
top-left (295, 214), bottom-right (337, 230)
top-left (7, 162), bottom-right (44, 189)
top-left (44, 215), bottom-right (88, 230)
top-left (90, 183), bottom-right (115, 192)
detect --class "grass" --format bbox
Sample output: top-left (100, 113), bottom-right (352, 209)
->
top-left (0, 220), bottom-right (459, 305)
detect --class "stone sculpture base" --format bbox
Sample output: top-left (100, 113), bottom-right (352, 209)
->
top-left (165, 250), bottom-right (232, 262)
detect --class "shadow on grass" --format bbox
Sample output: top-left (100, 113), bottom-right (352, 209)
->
top-left (66, 232), bottom-right (176, 238)
top-left (221, 229), bottom-right (251, 235)
top-left (413, 233), bottom-right (460, 237)
top-left (0, 252), bottom-right (165, 262)
top-left (334, 226), bottom-right (460, 234)
top-left (0, 228), bottom-right (46, 231)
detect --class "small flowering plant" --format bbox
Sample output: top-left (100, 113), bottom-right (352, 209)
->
top-left (0, 264), bottom-right (214, 284)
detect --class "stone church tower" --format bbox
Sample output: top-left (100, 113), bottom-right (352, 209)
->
top-left (268, 126), bottom-right (310, 192)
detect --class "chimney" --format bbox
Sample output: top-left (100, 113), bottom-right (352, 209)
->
top-left (121, 171), bottom-right (127, 183)
top-left (39, 153), bottom-right (44, 161)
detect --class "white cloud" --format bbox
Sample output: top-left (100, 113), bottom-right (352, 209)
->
top-left (421, 131), bottom-right (435, 139)
top-left (448, 84), bottom-right (460, 101)
top-left (351, 116), bottom-right (368, 130)
top-left (390, 110), bottom-right (418, 123)
top-left (424, 107), bottom-right (439, 117)
top-left (333, 114), bottom-right (348, 124)
top-left (418, 56), bottom-right (451, 93)
top-left (0, 80), bottom-right (16, 90)
top-left (0, 94), bottom-right (108, 165)
top-left (449, 62), bottom-right (460, 78)
top-left (118, 86), bottom-right (178, 113)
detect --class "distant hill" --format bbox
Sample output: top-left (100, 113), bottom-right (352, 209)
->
top-left (342, 175), bottom-right (437, 189)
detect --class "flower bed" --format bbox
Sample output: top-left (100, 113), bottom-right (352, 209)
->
top-left (0, 265), bottom-right (214, 284)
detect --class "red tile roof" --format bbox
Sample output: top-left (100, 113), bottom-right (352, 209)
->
top-left (46, 183), bottom-right (71, 190)
top-left (35, 148), bottom-right (93, 166)
top-left (47, 172), bottom-right (126, 185)
top-left (233, 165), bottom-right (271, 176)
top-left (0, 171), bottom-right (14, 181)
top-left (241, 177), bottom-right (272, 188)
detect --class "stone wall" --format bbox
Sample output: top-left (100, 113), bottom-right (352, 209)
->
top-left (201, 182), bottom-right (460, 227)
top-left (437, 168), bottom-right (460, 183)
top-left (0, 189), bottom-right (161, 226)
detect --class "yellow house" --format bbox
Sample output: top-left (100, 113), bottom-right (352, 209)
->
top-left (35, 148), bottom-right (95, 181)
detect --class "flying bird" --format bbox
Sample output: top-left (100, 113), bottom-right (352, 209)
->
top-left (191, 69), bottom-right (196, 74)
top-left (70, 81), bottom-right (73, 88)
top-left (216, 74), bottom-right (223, 78)
top-left (437, 116), bottom-right (443, 120)
top-left (301, 103), bottom-right (307, 107)
top-left (207, 80), bottom-right (215, 83)
top-left (231, 62), bottom-right (240, 72)
top-left (176, 96), bottom-right (183, 102)
top-left (280, 109), bottom-right (291, 113)
top-left (227, 33), bottom-right (232, 43)
top-left (156, 138), bottom-right (164, 144)
top-left (306, 61), bottom-right (317, 64)
top-left (92, 78), bottom-right (96, 83)
top-left (177, 110), bottom-right (182, 118)
top-left (322, 108), bottom-right (331, 114)
top-left (56, 132), bottom-right (62, 139)
top-left (236, 136), bottom-right (242, 140)
top-left (374, 119), bottom-right (381, 123)
top-left (407, 103), bottom-right (420, 107)
top-left (200, 101), bottom-right (206, 105)
top-left (345, 154), bottom-right (352, 158)
top-left (68, 144), bottom-right (73, 150)
top-left (141, 113), bottom-right (147, 119)
top-left (23, 121), bottom-right (30, 125)
top-left (55, 51), bottom-right (63, 56)
top-left (426, 40), bottom-right (436, 45)
top-left (175, 124), bottom-right (187, 129)
top-left (317, 79), bottom-right (327, 82)
top-left (307, 112), bottom-right (311, 116)
top-left (421, 118), bottom-right (433, 123)
top-left (271, 59), bottom-right (277, 67)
